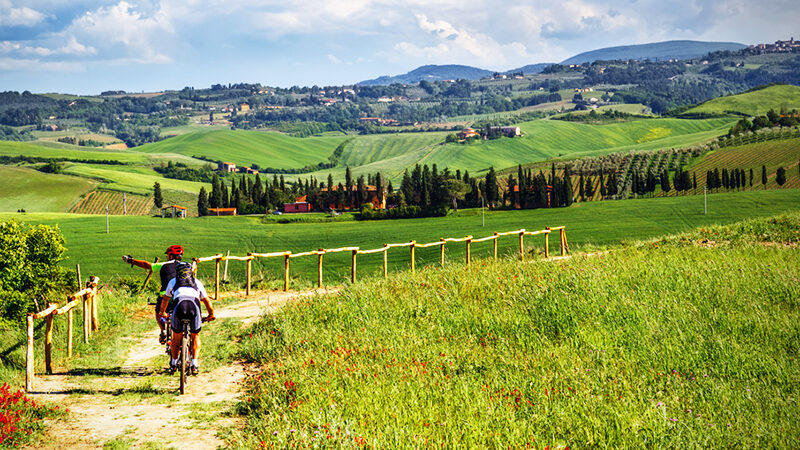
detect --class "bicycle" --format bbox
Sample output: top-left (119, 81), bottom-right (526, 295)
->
top-left (177, 316), bottom-right (210, 395)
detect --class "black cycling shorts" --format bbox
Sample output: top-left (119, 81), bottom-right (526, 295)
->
top-left (171, 298), bottom-right (202, 334)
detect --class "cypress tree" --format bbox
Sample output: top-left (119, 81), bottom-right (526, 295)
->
top-left (507, 174), bottom-right (517, 207)
top-left (375, 171), bottom-right (384, 205)
top-left (485, 167), bottom-right (499, 206)
top-left (661, 170), bottom-right (671, 193)
top-left (197, 187), bottom-right (209, 216)
top-left (749, 168), bottom-right (753, 187)
top-left (693, 172), bottom-right (697, 191)
top-left (584, 175), bottom-right (594, 199)
top-left (221, 180), bottom-right (229, 208)
top-left (420, 165), bottom-right (431, 206)
top-left (762, 165), bottom-right (768, 186)
top-left (252, 173), bottom-right (263, 204)
top-left (153, 181), bottom-right (163, 208)
top-left (210, 174), bottom-right (221, 208)
top-left (578, 171), bottom-right (585, 201)
top-left (280, 174), bottom-right (285, 192)
top-left (599, 168), bottom-right (606, 199)
top-left (563, 165), bottom-right (573, 206)
top-left (387, 180), bottom-right (393, 193)
top-left (776, 166), bottom-right (786, 186)
top-left (722, 169), bottom-right (729, 189)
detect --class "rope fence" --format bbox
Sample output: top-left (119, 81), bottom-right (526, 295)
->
top-left (26, 276), bottom-right (99, 392)
top-left (193, 226), bottom-right (569, 299)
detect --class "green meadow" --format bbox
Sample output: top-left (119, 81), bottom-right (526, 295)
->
top-left (684, 84), bottom-right (800, 116)
top-left (232, 213), bottom-right (800, 448)
top-left (4, 188), bottom-right (799, 288)
top-left (0, 166), bottom-right (96, 212)
top-left (135, 128), bottom-right (348, 169)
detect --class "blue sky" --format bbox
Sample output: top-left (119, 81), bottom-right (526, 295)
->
top-left (1, 0), bottom-right (798, 95)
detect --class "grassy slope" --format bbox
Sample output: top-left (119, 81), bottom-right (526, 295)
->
top-left (0, 166), bottom-right (97, 212)
top-left (687, 137), bottom-right (800, 190)
top-left (290, 117), bottom-right (734, 182)
top-left (136, 129), bottom-right (347, 169)
top-left (232, 213), bottom-right (800, 448)
top-left (684, 84), bottom-right (800, 116)
top-left (3, 188), bottom-right (798, 286)
top-left (0, 140), bottom-right (149, 163)
top-left (61, 163), bottom-right (209, 195)
top-left (424, 118), bottom-right (733, 174)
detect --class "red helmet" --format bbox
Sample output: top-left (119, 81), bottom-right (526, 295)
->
top-left (165, 245), bottom-right (183, 257)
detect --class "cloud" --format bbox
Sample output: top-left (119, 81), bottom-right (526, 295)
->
top-left (328, 54), bottom-right (343, 64)
top-left (393, 14), bottom-right (532, 67)
top-left (0, 56), bottom-right (83, 72)
top-left (0, 2), bottom-right (47, 27)
top-left (65, 1), bottom-right (174, 63)
top-left (0, 35), bottom-right (95, 56)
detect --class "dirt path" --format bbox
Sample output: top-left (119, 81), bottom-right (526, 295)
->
top-left (28, 288), bottom-right (334, 449)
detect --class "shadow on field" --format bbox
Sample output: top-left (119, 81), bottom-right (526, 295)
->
top-left (31, 366), bottom-right (178, 396)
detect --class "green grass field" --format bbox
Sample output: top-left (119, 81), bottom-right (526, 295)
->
top-left (4, 188), bottom-right (798, 287)
top-left (687, 137), bottom-right (800, 190)
top-left (135, 129), bottom-right (348, 169)
top-left (0, 140), bottom-right (149, 164)
top-left (0, 166), bottom-right (97, 212)
top-left (232, 213), bottom-right (800, 447)
top-left (684, 84), bottom-right (800, 116)
top-left (288, 117), bottom-right (735, 182)
top-left (61, 163), bottom-right (208, 195)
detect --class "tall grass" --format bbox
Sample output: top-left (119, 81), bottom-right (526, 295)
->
top-left (231, 213), bottom-right (800, 448)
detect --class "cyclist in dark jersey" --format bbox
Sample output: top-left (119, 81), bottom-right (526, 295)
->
top-left (122, 245), bottom-right (184, 343)
top-left (159, 261), bottom-right (215, 375)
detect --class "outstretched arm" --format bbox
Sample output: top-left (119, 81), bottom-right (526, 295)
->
top-left (122, 255), bottom-right (153, 271)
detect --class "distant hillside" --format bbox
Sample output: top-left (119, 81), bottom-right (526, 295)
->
top-left (683, 84), bottom-right (800, 116)
top-left (561, 40), bottom-right (746, 65)
top-left (358, 65), bottom-right (493, 86)
top-left (504, 63), bottom-right (552, 75)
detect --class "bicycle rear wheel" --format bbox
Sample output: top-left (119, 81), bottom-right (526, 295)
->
top-left (179, 327), bottom-right (188, 394)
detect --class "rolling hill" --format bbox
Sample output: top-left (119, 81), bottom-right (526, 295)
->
top-left (0, 165), bottom-right (97, 212)
top-left (358, 65), bottom-right (494, 85)
top-left (682, 84), bottom-right (800, 116)
top-left (560, 40), bottom-right (746, 65)
top-left (135, 129), bottom-right (348, 170)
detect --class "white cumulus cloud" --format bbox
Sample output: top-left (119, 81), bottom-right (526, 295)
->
top-left (0, 3), bottom-right (47, 27)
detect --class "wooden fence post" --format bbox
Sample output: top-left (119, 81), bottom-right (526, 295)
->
top-left (45, 305), bottom-right (56, 375)
top-left (410, 241), bottom-right (416, 273)
top-left (383, 245), bottom-right (388, 279)
top-left (284, 254), bottom-right (290, 292)
top-left (440, 239), bottom-right (446, 266)
top-left (246, 254), bottom-right (252, 296)
top-left (26, 315), bottom-right (34, 392)
top-left (465, 238), bottom-right (472, 265)
top-left (351, 249), bottom-right (358, 283)
top-left (560, 228), bottom-right (566, 256)
top-left (562, 228), bottom-right (569, 255)
top-left (76, 264), bottom-right (82, 291)
top-left (67, 307), bottom-right (73, 358)
top-left (82, 292), bottom-right (89, 343)
top-left (223, 250), bottom-right (230, 282)
top-left (214, 257), bottom-right (220, 300)
top-left (90, 284), bottom-right (99, 332)
top-left (493, 233), bottom-right (499, 259)
top-left (318, 250), bottom-right (324, 288)
top-left (544, 228), bottom-right (550, 259)
top-left (519, 230), bottom-right (525, 261)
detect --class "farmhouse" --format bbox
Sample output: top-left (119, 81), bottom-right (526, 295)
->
top-left (239, 103), bottom-right (250, 111)
top-left (284, 201), bottom-right (312, 213)
top-left (238, 166), bottom-right (259, 174)
top-left (208, 207), bottom-right (237, 216)
top-left (488, 126), bottom-right (522, 137)
top-left (218, 162), bottom-right (237, 172)
top-left (457, 128), bottom-right (480, 139)
top-left (161, 205), bottom-right (187, 218)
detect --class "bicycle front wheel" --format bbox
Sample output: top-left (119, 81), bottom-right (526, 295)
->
top-left (179, 330), bottom-right (188, 394)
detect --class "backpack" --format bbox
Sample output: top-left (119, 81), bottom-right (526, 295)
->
top-left (159, 260), bottom-right (178, 292)
top-left (173, 262), bottom-right (198, 290)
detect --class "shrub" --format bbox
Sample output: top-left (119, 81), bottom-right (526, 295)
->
top-left (0, 221), bottom-right (69, 325)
